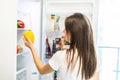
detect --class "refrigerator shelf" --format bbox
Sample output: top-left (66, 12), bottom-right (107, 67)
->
top-left (17, 50), bottom-right (29, 57)
top-left (17, 28), bottom-right (28, 31)
top-left (16, 68), bottom-right (26, 75)
top-left (17, 50), bottom-right (29, 71)
top-left (16, 68), bottom-right (27, 80)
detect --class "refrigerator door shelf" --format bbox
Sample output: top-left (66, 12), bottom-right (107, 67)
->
top-left (16, 68), bottom-right (27, 80)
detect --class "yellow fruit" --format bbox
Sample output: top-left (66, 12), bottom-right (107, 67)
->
top-left (23, 30), bottom-right (35, 43)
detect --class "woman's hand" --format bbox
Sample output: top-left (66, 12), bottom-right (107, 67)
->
top-left (23, 36), bottom-right (34, 50)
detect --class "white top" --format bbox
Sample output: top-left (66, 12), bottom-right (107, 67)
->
top-left (49, 50), bottom-right (82, 80)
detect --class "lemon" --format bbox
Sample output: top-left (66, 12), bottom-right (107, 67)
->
top-left (23, 30), bottom-right (35, 43)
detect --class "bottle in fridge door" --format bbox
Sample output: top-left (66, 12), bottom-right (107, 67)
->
top-left (54, 16), bottom-right (60, 32)
top-left (52, 40), bottom-right (56, 54)
top-left (45, 37), bottom-right (52, 58)
top-left (50, 14), bottom-right (55, 32)
top-left (49, 14), bottom-right (60, 32)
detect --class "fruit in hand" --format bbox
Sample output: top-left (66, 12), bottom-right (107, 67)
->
top-left (17, 20), bottom-right (25, 28)
top-left (23, 30), bottom-right (35, 43)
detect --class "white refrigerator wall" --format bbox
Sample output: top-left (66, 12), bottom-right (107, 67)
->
top-left (43, 0), bottom-right (98, 38)
top-left (17, 1), bottom-right (41, 80)
top-left (42, 0), bottom-right (98, 61)
top-left (41, 0), bottom-right (98, 48)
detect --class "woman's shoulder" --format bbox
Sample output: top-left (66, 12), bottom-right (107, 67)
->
top-left (51, 50), bottom-right (67, 60)
top-left (49, 50), bottom-right (67, 71)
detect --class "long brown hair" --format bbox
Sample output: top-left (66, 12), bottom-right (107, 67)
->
top-left (65, 13), bottom-right (97, 79)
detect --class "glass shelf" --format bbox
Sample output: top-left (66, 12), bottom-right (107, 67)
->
top-left (16, 68), bottom-right (26, 75)
top-left (16, 68), bottom-right (27, 80)
top-left (17, 28), bottom-right (29, 31)
top-left (17, 50), bottom-right (29, 71)
top-left (17, 50), bottom-right (29, 57)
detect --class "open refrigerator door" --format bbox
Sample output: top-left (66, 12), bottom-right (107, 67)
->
top-left (40, 0), bottom-right (98, 80)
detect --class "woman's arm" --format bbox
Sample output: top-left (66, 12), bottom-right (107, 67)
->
top-left (30, 46), bottom-right (54, 74)
top-left (23, 36), bottom-right (54, 74)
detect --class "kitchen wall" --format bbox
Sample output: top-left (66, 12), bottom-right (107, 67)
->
top-left (0, 0), bottom-right (16, 80)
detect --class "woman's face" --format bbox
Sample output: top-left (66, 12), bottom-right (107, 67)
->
top-left (63, 29), bottom-right (71, 42)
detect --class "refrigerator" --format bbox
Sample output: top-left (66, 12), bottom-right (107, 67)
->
top-left (16, 0), bottom-right (98, 80)
top-left (17, 0), bottom-right (41, 80)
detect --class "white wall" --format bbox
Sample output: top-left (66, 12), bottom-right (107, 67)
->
top-left (97, 0), bottom-right (120, 80)
top-left (0, 0), bottom-right (16, 80)
top-left (98, 0), bottom-right (120, 47)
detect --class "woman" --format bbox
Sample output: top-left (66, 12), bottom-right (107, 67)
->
top-left (23, 13), bottom-right (98, 80)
